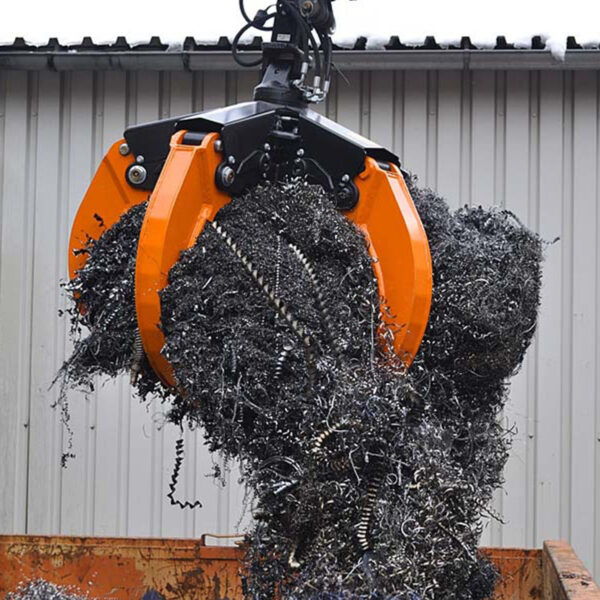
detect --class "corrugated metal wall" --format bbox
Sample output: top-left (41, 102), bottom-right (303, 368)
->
top-left (1, 67), bottom-right (599, 577)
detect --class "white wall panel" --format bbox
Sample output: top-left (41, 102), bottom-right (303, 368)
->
top-left (0, 66), bottom-right (599, 576)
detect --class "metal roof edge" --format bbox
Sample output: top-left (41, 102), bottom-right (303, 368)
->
top-left (1, 49), bottom-right (600, 72)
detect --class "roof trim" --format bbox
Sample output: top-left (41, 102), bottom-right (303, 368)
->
top-left (1, 49), bottom-right (600, 72)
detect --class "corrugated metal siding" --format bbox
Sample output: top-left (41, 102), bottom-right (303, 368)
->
top-left (0, 67), bottom-right (598, 576)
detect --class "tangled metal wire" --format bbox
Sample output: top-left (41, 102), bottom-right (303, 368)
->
top-left (56, 201), bottom-right (166, 401)
top-left (59, 177), bottom-right (544, 600)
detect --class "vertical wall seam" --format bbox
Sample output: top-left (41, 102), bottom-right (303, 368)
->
top-left (46, 71), bottom-right (62, 533)
top-left (58, 71), bottom-right (71, 531)
top-left (88, 71), bottom-right (97, 534)
top-left (557, 70), bottom-right (567, 541)
top-left (194, 72), bottom-right (202, 112)
top-left (24, 72), bottom-right (39, 534)
top-left (127, 72), bottom-right (136, 129)
top-left (361, 71), bottom-right (370, 139)
top-left (495, 71), bottom-right (507, 209)
top-left (533, 70), bottom-right (542, 546)
top-left (493, 70), bottom-right (507, 546)
top-left (158, 71), bottom-right (171, 537)
top-left (0, 72), bottom-right (6, 294)
top-left (562, 70), bottom-right (575, 542)
top-left (119, 73), bottom-right (129, 536)
top-left (460, 69), bottom-right (472, 207)
top-left (4, 72), bottom-right (30, 533)
top-left (400, 71), bottom-right (406, 160)
top-left (391, 71), bottom-right (397, 152)
top-left (468, 69), bottom-right (474, 207)
top-left (55, 71), bottom-right (68, 533)
top-left (527, 70), bottom-right (541, 547)
top-left (160, 72), bottom-right (168, 120)
top-left (499, 69), bottom-right (508, 547)
top-left (124, 71), bottom-right (136, 536)
top-left (117, 378), bottom-right (125, 535)
top-left (427, 71), bottom-right (439, 189)
top-left (593, 71), bottom-right (600, 573)
top-left (89, 70), bottom-right (103, 535)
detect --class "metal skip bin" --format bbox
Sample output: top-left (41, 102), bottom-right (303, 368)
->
top-left (1, 536), bottom-right (599, 599)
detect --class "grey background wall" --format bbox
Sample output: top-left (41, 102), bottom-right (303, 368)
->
top-left (0, 66), bottom-right (598, 577)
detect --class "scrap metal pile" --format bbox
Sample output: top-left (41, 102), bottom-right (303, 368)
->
top-left (59, 176), bottom-right (543, 600)
top-left (7, 580), bottom-right (88, 600)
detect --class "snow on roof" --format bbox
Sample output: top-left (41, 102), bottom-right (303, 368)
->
top-left (2, 0), bottom-right (600, 59)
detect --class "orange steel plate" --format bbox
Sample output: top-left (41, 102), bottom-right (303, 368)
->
top-left (135, 131), bottom-right (230, 387)
top-left (68, 140), bottom-right (149, 280)
top-left (351, 159), bottom-right (432, 364)
top-left (0, 535), bottom-right (244, 600)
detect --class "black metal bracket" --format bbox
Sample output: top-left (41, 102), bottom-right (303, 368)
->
top-left (123, 116), bottom-right (182, 191)
top-left (179, 102), bottom-right (399, 210)
top-left (122, 101), bottom-right (400, 210)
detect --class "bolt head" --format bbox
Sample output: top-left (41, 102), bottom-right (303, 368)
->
top-left (119, 143), bottom-right (130, 156)
top-left (301, 0), bottom-right (314, 15)
top-left (263, 143), bottom-right (271, 152)
top-left (214, 139), bottom-right (223, 152)
top-left (342, 174), bottom-right (351, 183)
top-left (260, 154), bottom-right (271, 172)
top-left (136, 155), bottom-right (145, 164)
top-left (293, 159), bottom-right (305, 176)
top-left (297, 148), bottom-right (305, 157)
top-left (228, 156), bottom-right (236, 165)
top-left (128, 165), bottom-right (147, 185)
top-left (220, 166), bottom-right (236, 187)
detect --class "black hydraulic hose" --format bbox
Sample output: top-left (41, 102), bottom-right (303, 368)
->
top-left (326, 36), bottom-right (333, 81)
top-left (232, 22), bottom-right (263, 67)
top-left (233, 19), bottom-right (276, 67)
top-left (280, 0), bottom-right (321, 78)
top-left (239, 0), bottom-right (276, 31)
top-left (318, 30), bottom-right (332, 83)
top-left (239, 0), bottom-right (253, 25)
top-left (308, 28), bottom-right (322, 79)
top-left (299, 26), bottom-right (310, 67)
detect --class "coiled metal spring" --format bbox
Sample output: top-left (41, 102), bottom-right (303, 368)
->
top-left (274, 342), bottom-right (294, 381)
top-left (312, 422), bottom-right (353, 473)
top-left (168, 436), bottom-right (203, 510)
top-left (289, 243), bottom-right (335, 342)
top-left (212, 221), bottom-right (313, 352)
top-left (130, 329), bottom-right (145, 385)
top-left (357, 460), bottom-right (386, 553)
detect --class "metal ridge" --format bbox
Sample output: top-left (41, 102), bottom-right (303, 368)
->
top-left (2, 48), bottom-right (600, 72)
top-left (0, 34), bottom-right (595, 52)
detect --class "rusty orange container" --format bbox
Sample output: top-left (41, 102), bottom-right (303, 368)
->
top-left (0, 535), bottom-right (598, 599)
